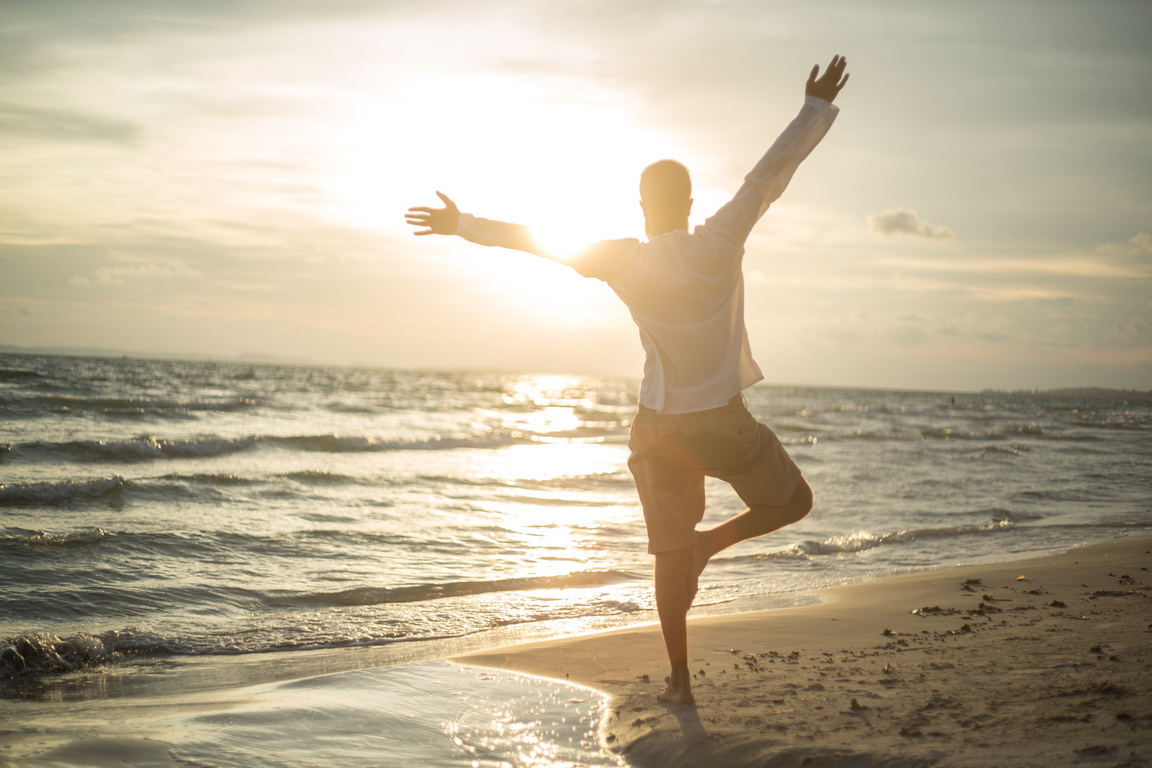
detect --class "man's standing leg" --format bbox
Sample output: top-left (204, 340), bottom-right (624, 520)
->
top-left (651, 477), bottom-right (812, 706)
top-left (654, 544), bottom-right (695, 705)
top-left (628, 418), bottom-right (707, 706)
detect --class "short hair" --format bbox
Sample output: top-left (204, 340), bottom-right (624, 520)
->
top-left (640, 159), bottom-right (692, 209)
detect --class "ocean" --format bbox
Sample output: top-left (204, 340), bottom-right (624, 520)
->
top-left (2, 353), bottom-right (1150, 765)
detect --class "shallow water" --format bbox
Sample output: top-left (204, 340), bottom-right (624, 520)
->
top-left (172, 662), bottom-right (620, 768)
top-left (0, 660), bottom-right (622, 768)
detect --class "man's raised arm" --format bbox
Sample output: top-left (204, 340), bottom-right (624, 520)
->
top-left (699, 55), bottom-right (849, 251)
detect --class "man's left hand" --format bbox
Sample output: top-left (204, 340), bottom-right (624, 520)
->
top-left (805, 55), bottom-right (850, 104)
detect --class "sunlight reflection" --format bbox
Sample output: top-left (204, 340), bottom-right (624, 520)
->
top-left (475, 443), bottom-right (624, 483)
top-left (497, 407), bottom-right (587, 441)
top-left (474, 499), bottom-right (610, 575)
top-left (440, 374), bottom-right (638, 592)
top-left (506, 375), bottom-right (588, 406)
top-left (444, 664), bottom-right (623, 767)
top-left (478, 374), bottom-right (625, 444)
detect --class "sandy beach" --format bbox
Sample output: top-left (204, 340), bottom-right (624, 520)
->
top-left (457, 537), bottom-right (1152, 767)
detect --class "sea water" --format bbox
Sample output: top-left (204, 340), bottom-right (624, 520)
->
top-left (2, 354), bottom-right (1150, 762)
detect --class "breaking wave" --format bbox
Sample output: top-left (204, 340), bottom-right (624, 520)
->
top-left (279, 569), bottom-right (636, 608)
top-left (0, 433), bottom-right (530, 465)
top-left (752, 521), bottom-right (1020, 561)
top-left (0, 477), bottom-right (127, 507)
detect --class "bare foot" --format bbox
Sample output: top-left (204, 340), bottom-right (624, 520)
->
top-left (656, 675), bottom-right (695, 706)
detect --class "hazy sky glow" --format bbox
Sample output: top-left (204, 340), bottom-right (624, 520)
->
top-left (2, 0), bottom-right (1150, 390)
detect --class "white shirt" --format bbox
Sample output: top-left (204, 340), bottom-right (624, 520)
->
top-left (456, 96), bottom-right (839, 413)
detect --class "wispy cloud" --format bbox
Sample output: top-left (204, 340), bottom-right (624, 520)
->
top-left (0, 105), bottom-right (140, 145)
top-left (88, 257), bottom-right (200, 286)
top-left (868, 208), bottom-right (955, 241)
top-left (1097, 232), bottom-right (1152, 258)
top-left (878, 256), bottom-right (1146, 280)
top-left (1110, 318), bottom-right (1152, 338)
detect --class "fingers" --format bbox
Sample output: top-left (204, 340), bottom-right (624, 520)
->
top-left (831, 56), bottom-right (848, 94)
top-left (824, 56), bottom-right (846, 79)
top-left (816, 55), bottom-right (849, 96)
top-left (809, 56), bottom-right (846, 85)
top-left (406, 192), bottom-right (456, 236)
top-left (406, 190), bottom-right (452, 236)
top-left (405, 211), bottom-right (433, 234)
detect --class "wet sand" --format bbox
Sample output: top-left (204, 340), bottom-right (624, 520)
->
top-left (456, 537), bottom-right (1152, 767)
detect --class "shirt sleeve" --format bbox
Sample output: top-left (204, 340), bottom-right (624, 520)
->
top-left (698, 96), bottom-right (839, 251)
top-left (456, 213), bottom-right (633, 284)
top-left (567, 238), bottom-right (637, 284)
top-left (456, 213), bottom-right (540, 254)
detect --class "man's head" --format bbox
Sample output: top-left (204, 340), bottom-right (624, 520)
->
top-left (640, 159), bottom-right (693, 237)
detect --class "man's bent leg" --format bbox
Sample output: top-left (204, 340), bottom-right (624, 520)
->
top-left (693, 477), bottom-right (813, 581)
top-left (653, 545), bottom-right (695, 705)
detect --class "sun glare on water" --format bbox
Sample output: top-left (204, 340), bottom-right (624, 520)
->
top-left (455, 375), bottom-right (633, 580)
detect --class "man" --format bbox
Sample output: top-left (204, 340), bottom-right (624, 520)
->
top-left (406, 55), bottom-right (849, 705)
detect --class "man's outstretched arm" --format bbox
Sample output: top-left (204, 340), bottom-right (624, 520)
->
top-left (405, 192), bottom-right (633, 284)
top-left (405, 192), bottom-right (546, 256)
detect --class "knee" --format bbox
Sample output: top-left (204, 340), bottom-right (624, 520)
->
top-left (789, 479), bottom-right (813, 522)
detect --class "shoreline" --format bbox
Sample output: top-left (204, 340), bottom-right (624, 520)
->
top-left (4, 537), bottom-right (1149, 767)
top-left (455, 537), bottom-right (1152, 767)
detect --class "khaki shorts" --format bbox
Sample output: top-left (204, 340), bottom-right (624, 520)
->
top-left (627, 394), bottom-right (803, 554)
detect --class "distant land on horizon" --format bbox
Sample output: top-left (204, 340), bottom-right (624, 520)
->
top-left (981, 386), bottom-right (1152, 402)
top-left (0, 344), bottom-right (314, 367)
top-left (2, 344), bottom-right (1149, 400)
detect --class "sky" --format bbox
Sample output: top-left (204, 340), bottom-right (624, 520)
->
top-left (2, 0), bottom-right (1150, 392)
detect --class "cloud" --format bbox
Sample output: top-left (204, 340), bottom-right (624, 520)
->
top-left (92, 258), bottom-right (200, 286)
top-left (868, 208), bottom-right (955, 241)
top-left (1097, 232), bottom-right (1152, 258)
top-left (1110, 318), bottom-right (1152, 337)
top-left (0, 105), bottom-right (140, 145)
top-left (889, 325), bottom-right (930, 346)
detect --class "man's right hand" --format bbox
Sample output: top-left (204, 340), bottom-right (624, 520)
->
top-left (405, 191), bottom-right (460, 236)
top-left (805, 55), bottom-right (849, 104)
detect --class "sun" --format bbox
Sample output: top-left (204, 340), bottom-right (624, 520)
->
top-left (322, 70), bottom-right (690, 314)
top-left (329, 71), bottom-right (683, 250)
